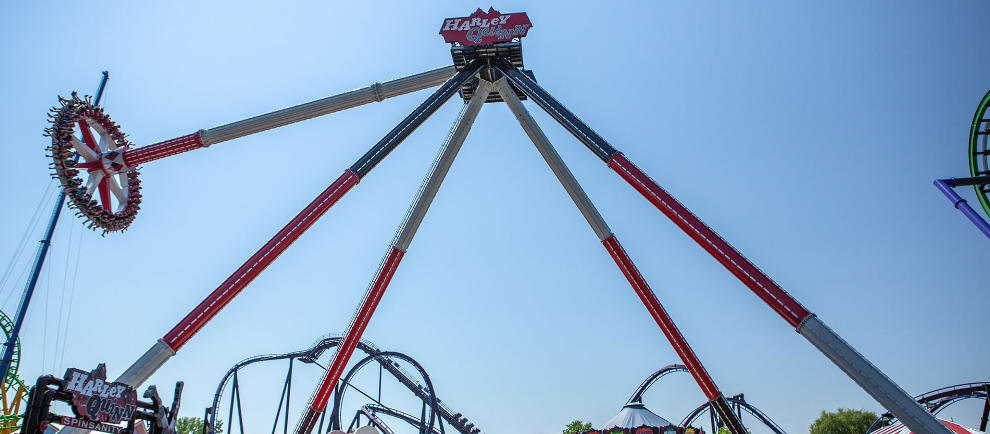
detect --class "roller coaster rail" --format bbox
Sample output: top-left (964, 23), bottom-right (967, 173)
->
top-left (207, 336), bottom-right (481, 434)
top-left (356, 404), bottom-right (445, 434)
top-left (354, 405), bottom-right (398, 434)
top-left (680, 394), bottom-right (786, 434)
top-left (627, 364), bottom-right (689, 405)
top-left (331, 351), bottom-right (437, 434)
top-left (866, 382), bottom-right (990, 433)
top-left (628, 364), bottom-right (785, 433)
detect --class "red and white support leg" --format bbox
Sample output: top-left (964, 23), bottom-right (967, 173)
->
top-left (59, 63), bottom-right (484, 434)
top-left (497, 64), bottom-right (950, 434)
top-left (607, 154), bottom-right (946, 432)
top-left (496, 79), bottom-right (747, 434)
top-left (295, 79), bottom-right (491, 434)
top-left (122, 169), bottom-right (361, 386)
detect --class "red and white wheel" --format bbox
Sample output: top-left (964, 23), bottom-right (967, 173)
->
top-left (45, 93), bottom-right (142, 233)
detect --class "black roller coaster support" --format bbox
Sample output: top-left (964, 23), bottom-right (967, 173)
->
top-left (950, 176), bottom-right (990, 187)
top-left (981, 384), bottom-right (989, 432)
top-left (227, 372), bottom-right (244, 434)
top-left (272, 359), bottom-right (293, 434)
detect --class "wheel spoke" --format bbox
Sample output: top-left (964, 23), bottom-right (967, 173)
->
top-left (76, 119), bottom-right (101, 153)
top-left (70, 136), bottom-right (99, 161)
top-left (85, 172), bottom-right (103, 196)
top-left (107, 175), bottom-right (127, 204)
top-left (98, 177), bottom-right (112, 212)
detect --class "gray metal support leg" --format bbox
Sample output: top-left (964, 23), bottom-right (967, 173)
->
top-left (798, 316), bottom-right (950, 434)
top-left (392, 78), bottom-right (492, 251)
top-left (200, 66), bottom-right (458, 146)
top-left (493, 78), bottom-right (612, 240)
top-left (292, 80), bottom-right (490, 434)
top-left (495, 78), bottom-right (748, 434)
top-left (498, 63), bottom-right (950, 434)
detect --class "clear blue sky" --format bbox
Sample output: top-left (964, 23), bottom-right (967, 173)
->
top-left (1, 1), bottom-right (987, 433)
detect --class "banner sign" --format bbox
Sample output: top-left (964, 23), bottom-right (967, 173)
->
top-left (58, 416), bottom-right (127, 434)
top-left (439, 8), bottom-right (532, 46)
top-left (60, 365), bottom-right (138, 424)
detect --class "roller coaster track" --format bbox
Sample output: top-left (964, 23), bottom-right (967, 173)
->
top-left (867, 382), bottom-right (990, 432)
top-left (354, 406), bottom-right (398, 434)
top-left (680, 394), bottom-right (786, 434)
top-left (356, 404), bottom-right (446, 434)
top-left (0, 310), bottom-right (28, 433)
top-left (627, 364), bottom-right (688, 405)
top-left (208, 336), bottom-right (482, 434)
top-left (628, 364), bottom-right (785, 433)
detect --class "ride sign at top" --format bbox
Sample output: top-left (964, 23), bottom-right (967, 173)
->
top-left (439, 8), bottom-right (532, 46)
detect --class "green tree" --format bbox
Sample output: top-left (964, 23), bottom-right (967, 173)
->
top-left (175, 417), bottom-right (223, 434)
top-left (563, 420), bottom-right (593, 434)
top-left (809, 408), bottom-right (877, 434)
top-left (716, 427), bottom-right (731, 434)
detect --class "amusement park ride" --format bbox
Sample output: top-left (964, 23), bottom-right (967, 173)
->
top-left (208, 336), bottom-right (478, 434)
top-left (0, 311), bottom-right (29, 433)
top-left (8, 6), bottom-right (989, 434)
top-left (934, 89), bottom-right (990, 240)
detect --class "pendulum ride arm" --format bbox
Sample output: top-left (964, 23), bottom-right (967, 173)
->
top-left (294, 79), bottom-right (492, 434)
top-left (495, 79), bottom-right (747, 434)
top-left (495, 62), bottom-right (951, 434)
top-left (121, 66), bottom-right (458, 167)
top-left (74, 62), bottom-right (483, 411)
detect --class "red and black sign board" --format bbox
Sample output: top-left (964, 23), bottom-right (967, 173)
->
top-left (23, 363), bottom-right (182, 434)
top-left (60, 365), bottom-right (137, 424)
top-left (439, 8), bottom-right (532, 46)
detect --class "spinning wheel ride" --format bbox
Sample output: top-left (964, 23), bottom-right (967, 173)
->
top-left (45, 94), bottom-right (140, 233)
top-left (50, 9), bottom-right (955, 434)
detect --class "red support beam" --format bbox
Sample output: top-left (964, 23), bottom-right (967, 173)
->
top-left (602, 235), bottom-right (720, 400)
top-left (607, 153), bottom-right (811, 327)
top-left (123, 133), bottom-right (205, 167)
top-left (161, 169), bottom-right (360, 350)
top-left (297, 246), bottom-right (406, 434)
top-left (98, 178), bottom-right (112, 212)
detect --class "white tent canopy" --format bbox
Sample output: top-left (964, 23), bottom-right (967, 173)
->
top-left (601, 403), bottom-right (673, 430)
